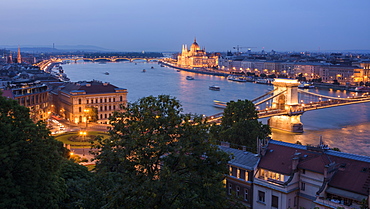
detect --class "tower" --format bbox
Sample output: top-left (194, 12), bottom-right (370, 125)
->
top-left (7, 52), bottom-right (13, 64)
top-left (268, 78), bottom-right (304, 133)
top-left (17, 45), bottom-right (22, 63)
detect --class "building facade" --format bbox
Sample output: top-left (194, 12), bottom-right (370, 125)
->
top-left (50, 80), bottom-right (127, 124)
top-left (253, 139), bottom-right (370, 209)
top-left (219, 143), bottom-right (259, 208)
top-left (1, 80), bottom-right (50, 122)
top-left (177, 38), bottom-right (218, 69)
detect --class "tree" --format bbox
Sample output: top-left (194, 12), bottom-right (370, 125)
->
top-left (93, 95), bottom-right (233, 208)
top-left (59, 160), bottom-right (94, 209)
top-left (84, 106), bottom-right (98, 122)
top-left (0, 93), bottom-right (68, 208)
top-left (210, 99), bottom-right (271, 153)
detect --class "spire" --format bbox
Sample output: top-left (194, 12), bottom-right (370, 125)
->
top-left (17, 45), bottom-right (22, 63)
top-left (194, 37), bottom-right (197, 43)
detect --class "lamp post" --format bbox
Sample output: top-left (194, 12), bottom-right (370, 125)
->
top-left (84, 109), bottom-right (89, 129)
top-left (79, 130), bottom-right (87, 156)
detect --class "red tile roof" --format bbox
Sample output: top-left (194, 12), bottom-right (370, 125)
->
top-left (259, 140), bottom-right (370, 196)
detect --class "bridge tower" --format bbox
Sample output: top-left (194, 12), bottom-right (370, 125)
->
top-left (268, 78), bottom-right (304, 133)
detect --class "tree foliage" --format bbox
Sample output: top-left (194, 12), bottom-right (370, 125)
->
top-left (0, 93), bottom-right (68, 208)
top-left (93, 95), bottom-right (232, 208)
top-left (210, 99), bottom-right (271, 153)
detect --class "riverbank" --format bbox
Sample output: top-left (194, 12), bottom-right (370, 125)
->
top-left (159, 61), bottom-right (229, 77)
top-left (313, 82), bottom-right (357, 91)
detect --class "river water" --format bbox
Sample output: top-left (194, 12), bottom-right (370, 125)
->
top-left (61, 61), bottom-right (370, 156)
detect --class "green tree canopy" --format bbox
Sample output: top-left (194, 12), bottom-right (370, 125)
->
top-left (93, 95), bottom-right (232, 208)
top-left (210, 99), bottom-right (271, 153)
top-left (0, 93), bottom-right (68, 208)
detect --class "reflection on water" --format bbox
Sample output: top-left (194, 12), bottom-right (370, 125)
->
top-left (271, 122), bottom-right (370, 156)
top-left (62, 61), bottom-right (370, 156)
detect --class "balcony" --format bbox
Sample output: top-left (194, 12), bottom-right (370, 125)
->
top-left (315, 197), bottom-right (363, 209)
top-left (254, 176), bottom-right (299, 193)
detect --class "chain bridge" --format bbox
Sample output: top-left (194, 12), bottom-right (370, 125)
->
top-left (208, 78), bottom-right (370, 133)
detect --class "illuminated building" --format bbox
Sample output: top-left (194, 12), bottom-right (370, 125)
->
top-left (50, 80), bottom-right (127, 124)
top-left (254, 139), bottom-right (370, 209)
top-left (177, 38), bottom-right (218, 69)
top-left (1, 80), bottom-right (49, 122)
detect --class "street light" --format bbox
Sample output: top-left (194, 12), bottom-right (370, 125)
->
top-left (79, 131), bottom-right (87, 156)
top-left (84, 109), bottom-right (90, 129)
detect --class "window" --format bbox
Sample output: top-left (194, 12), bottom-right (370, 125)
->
top-left (100, 98), bottom-right (103, 103)
top-left (272, 195), bottom-right (278, 208)
top-left (236, 186), bottom-right (240, 197)
top-left (113, 98), bottom-right (115, 102)
top-left (239, 169), bottom-right (246, 180)
top-left (87, 99), bottom-right (89, 104)
top-left (228, 184), bottom-right (232, 195)
top-left (302, 169), bottom-right (306, 174)
top-left (294, 196), bottom-right (297, 206)
top-left (78, 99), bottom-right (81, 104)
top-left (244, 189), bottom-right (248, 201)
top-left (231, 167), bottom-right (237, 177)
top-left (301, 182), bottom-right (305, 191)
top-left (120, 96), bottom-right (123, 101)
top-left (79, 107), bottom-right (82, 112)
top-left (258, 191), bottom-right (265, 203)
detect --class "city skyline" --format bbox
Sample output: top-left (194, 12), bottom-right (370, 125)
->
top-left (1, 0), bottom-right (370, 52)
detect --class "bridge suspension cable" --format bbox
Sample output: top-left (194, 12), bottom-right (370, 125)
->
top-left (254, 90), bottom-right (287, 106)
top-left (298, 90), bottom-right (368, 101)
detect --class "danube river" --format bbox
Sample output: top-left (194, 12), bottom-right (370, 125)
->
top-left (62, 61), bottom-right (370, 156)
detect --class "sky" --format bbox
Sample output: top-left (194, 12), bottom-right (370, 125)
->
top-left (1, 0), bottom-right (370, 52)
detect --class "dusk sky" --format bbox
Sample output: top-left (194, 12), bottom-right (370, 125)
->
top-left (1, 0), bottom-right (369, 52)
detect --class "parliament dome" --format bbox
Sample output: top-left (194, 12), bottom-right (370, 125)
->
top-left (190, 38), bottom-right (200, 51)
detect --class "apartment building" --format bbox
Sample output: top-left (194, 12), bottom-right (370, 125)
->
top-left (219, 143), bottom-right (259, 208)
top-left (1, 80), bottom-right (49, 122)
top-left (254, 139), bottom-right (370, 209)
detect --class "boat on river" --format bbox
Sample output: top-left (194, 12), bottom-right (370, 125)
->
top-left (227, 75), bottom-right (249, 82)
top-left (186, 76), bottom-right (194, 80)
top-left (354, 86), bottom-right (370, 92)
top-left (213, 100), bottom-right (227, 108)
top-left (104, 72), bottom-right (109, 75)
top-left (209, 85), bottom-right (220, 91)
top-left (298, 82), bottom-right (314, 89)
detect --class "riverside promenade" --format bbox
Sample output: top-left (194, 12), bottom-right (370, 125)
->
top-left (159, 61), bottom-right (230, 77)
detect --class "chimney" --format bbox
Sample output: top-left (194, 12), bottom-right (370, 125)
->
top-left (242, 146), bottom-right (246, 151)
top-left (292, 151), bottom-right (301, 172)
top-left (324, 162), bottom-right (337, 180)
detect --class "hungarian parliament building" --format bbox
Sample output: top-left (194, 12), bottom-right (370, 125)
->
top-left (177, 38), bottom-right (219, 69)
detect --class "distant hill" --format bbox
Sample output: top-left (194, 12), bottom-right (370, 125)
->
top-left (0, 45), bottom-right (111, 53)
